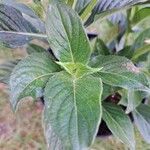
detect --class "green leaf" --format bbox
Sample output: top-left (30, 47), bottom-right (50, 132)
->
top-left (80, 0), bottom-right (97, 20)
top-left (43, 117), bottom-right (63, 150)
top-left (133, 104), bottom-right (150, 143)
top-left (0, 4), bottom-right (38, 48)
top-left (132, 45), bottom-right (150, 61)
top-left (56, 62), bottom-right (102, 78)
top-left (133, 7), bottom-right (150, 25)
top-left (103, 102), bottom-right (135, 149)
top-left (85, 0), bottom-right (149, 26)
top-left (102, 84), bottom-right (118, 100)
top-left (93, 38), bottom-right (110, 55)
top-left (67, 0), bottom-right (74, 7)
top-left (0, 0), bottom-right (45, 33)
top-left (126, 90), bottom-right (143, 114)
top-left (0, 60), bottom-right (19, 84)
top-left (27, 43), bottom-right (46, 54)
top-left (46, 3), bottom-right (91, 64)
top-left (119, 90), bottom-right (144, 113)
top-left (90, 55), bottom-right (150, 93)
top-left (44, 72), bottom-right (103, 149)
top-left (75, 0), bottom-right (92, 14)
top-left (131, 28), bottom-right (150, 50)
top-left (10, 52), bottom-right (60, 110)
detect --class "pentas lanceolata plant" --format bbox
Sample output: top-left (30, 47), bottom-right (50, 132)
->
top-left (0, 0), bottom-right (150, 150)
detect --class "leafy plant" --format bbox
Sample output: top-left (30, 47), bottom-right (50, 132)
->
top-left (0, 0), bottom-right (150, 150)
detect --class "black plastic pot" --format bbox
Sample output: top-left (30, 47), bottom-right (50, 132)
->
top-left (96, 93), bottom-right (134, 137)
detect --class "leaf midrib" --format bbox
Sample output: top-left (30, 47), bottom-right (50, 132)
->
top-left (72, 78), bottom-right (79, 146)
top-left (103, 107), bottom-right (134, 148)
top-left (57, 5), bottom-right (75, 63)
top-left (18, 73), bottom-right (55, 99)
top-left (97, 70), bottom-right (150, 92)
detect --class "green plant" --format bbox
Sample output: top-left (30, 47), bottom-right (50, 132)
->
top-left (0, 0), bottom-right (150, 150)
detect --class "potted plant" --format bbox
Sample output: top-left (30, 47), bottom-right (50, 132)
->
top-left (0, 0), bottom-right (150, 150)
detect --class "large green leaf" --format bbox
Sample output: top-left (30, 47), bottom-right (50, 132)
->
top-left (133, 104), bottom-right (150, 143)
top-left (0, 4), bottom-right (38, 48)
top-left (0, 0), bottom-right (45, 33)
top-left (46, 3), bottom-right (91, 64)
top-left (44, 72), bottom-right (103, 149)
top-left (103, 102), bottom-right (135, 149)
top-left (10, 52), bottom-right (60, 110)
top-left (85, 0), bottom-right (149, 26)
top-left (90, 55), bottom-right (150, 93)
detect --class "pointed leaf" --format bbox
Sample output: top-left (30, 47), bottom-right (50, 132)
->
top-left (46, 3), bottom-right (91, 64)
top-left (90, 55), bottom-right (150, 93)
top-left (133, 104), bottom-right (150, 143)
top-left (10, 52), bottom-right (60, 110)
top-left (0, 4), bottom-right (38, 48)
top-left (44, 72), bottom-right (103, 149)
top-left (103, 102), bottom-right (135, 149)
top-left (85, 0), bottom-right (149, 26)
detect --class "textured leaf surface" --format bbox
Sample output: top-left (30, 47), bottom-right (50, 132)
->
top-left (0, 0), bottom-right (38, 18)
top-left (133, 104), bottom-right (150, 143)
top-left (133, 7), bottom-right (150, 25)
top-left (10, 52), bottom-right (60, 110)
top-left (90, 55), bottom-right (150, 92)
top-left (85, 0), bottom-right (149, 25)
top-left (27, 43), bottom-right (46, 54)
top-left (0, 4), bottom-right (38, 47)
top-left (119, 90), bottom-right (144, 113)
top-left (93, 38), bottom-right (110, 55)
top-left (43, 116), bottom-right (63, 150)
top-left (132, 45), bottom-right (150, 61)
top-left (75, 0), bottom-right (92, 14)
top-left (103, 102), bottom-right (135, 149)
top-left (0, 60), bottom-right (19, 84)
top-left (44, 72), bottom-right (102, 149)
top-left (57, 62), bottom-right (102, 78)
top-left (0, 0), bottom-right (45, 32)
top-left (131, 28), bottom-right (150, 50)
top-left (46, 3), bottom-right (91, 64)
top-left (126, 90), bottom-right (143, 114)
